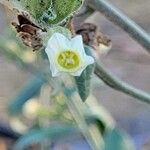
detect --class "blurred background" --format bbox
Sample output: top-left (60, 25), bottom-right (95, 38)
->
top-left (0, 0), bottom-right (150, 149)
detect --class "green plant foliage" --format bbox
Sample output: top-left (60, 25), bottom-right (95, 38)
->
top-left (11, 0), bottom-right (83, 25)
top-left (0, 1), bottom-right (143, 150)
top-left (14, 124), bottom-right (78, 150)
top-left (75, 46), bottom-right (95, 102)
top-left (48, 0), bottom-right (83, 25)
top-left (8, 74), bottom-right (46, 114)
top-left (86, 96), bottom-right (115, 133)
top-left (103, 128), bottom-right (135, 150)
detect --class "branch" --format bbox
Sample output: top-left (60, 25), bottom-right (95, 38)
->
top-left (95, 62), bottom-right (150, 104)
top-left (87, 0), bottom-right (150, 53)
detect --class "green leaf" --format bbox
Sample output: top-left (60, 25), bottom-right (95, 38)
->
top-left (75, 46), bottom-right (95, 102)
top-left (8, 74), bottom-right (46, 115)
top-left (10, 0), bottom-right (83, 25)
top-left (47, 0), bottom-right (83, 25)
top-left (103, 128), bottom-right (135, 150)
top-left (14, 124), bottom-right (78, 150)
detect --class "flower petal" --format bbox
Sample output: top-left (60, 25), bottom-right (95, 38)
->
top-left (70, 68), bottom-right (83, 76)
top-left (45, 49), bottom-right (60, 77)
top-left (85, 55), bottom-right (95, 66)
top-left (70, 55), bottom-right (94, 76)
top-left (46, 33), bottom-right (70, 53)
top-left (50, 64), bottom-right (60, 77)
top-left (45, 33), bottom-right (95, 77)
top-left (71, 35), bottom-right (85, 54)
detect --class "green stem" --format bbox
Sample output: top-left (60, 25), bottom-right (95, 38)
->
top-left (65, 94), bottom-right (100, 150)
top-left (95, 62), bottom-right (150, 104)
top-left (88, 0), bottom-right (150, 52)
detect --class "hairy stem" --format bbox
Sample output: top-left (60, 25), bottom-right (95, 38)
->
top-left (88, 0), bottom-right (150, 53)
top-left (95, 62), bottom-right (150, 104)
top-left (64, 93), bottom-right (101, 150)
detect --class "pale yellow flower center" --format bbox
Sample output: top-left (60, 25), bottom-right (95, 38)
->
top-left (57, 50), bottom-right (80, 70)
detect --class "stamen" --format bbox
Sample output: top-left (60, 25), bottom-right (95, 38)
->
top-left (57, 50), bottom-right (80, 70)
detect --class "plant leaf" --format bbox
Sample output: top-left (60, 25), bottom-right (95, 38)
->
top-left (14, 124), bottom-right (78, 150)
top-left (103, 128), bottom-right (135, 150)
top-left (8, 74), bottom-right (46, 115)
top-left (10, 0), bottom-right (83, 25)
top-left (75, 46), bottom-right (95, 102)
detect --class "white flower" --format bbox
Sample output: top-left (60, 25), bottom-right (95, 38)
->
top-left (45, 33), bottom-right (94, 77)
